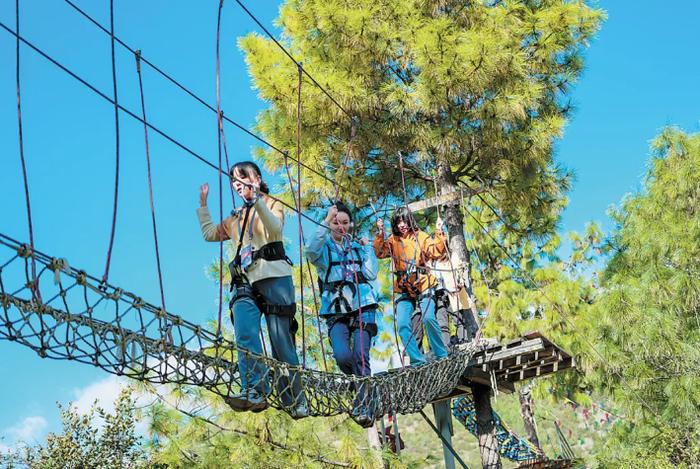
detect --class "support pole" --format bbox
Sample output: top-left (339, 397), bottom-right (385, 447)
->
top-left (379, 416), bottom-right (387, 446)
top-left (432, 401), bottom-right (457, 469)
top-left (420, 409), bottom-right (468, 469)
top-left (392, 413), bottom-right (401, 456)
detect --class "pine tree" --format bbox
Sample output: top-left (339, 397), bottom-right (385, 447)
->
top-left (586, 128), bottom-right (700, 467)
top-left (241, 2), bottom-right (603, 465)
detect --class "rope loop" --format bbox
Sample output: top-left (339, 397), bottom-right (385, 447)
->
top-left (17, 243), bottom-right (32, 258)
top-left (48, 257), bottom-right (68, 272)
top-left (76, 270), bottom-right (88, 286)
top-left (107, 288), bottom-right (123, 301)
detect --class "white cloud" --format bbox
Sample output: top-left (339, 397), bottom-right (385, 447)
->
top-left (72, 375), bottom-right (125, 415)
top-left (1, 415), bottom-right (49, 453)
top-left (0, 375), bottom-right (161, 455)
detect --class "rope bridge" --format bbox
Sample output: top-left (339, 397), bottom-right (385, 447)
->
top-left (0, 233), bottom-right (476, 419)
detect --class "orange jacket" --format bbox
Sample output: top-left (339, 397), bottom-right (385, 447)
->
top-left (373, 230), bottom-right (447, 295)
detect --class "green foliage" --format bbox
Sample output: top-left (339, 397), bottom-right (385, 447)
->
top-left (140, 383), bottom-right (386, 468)
top-left (241, 0), bottom-right (604, 236)
top-left (159, 1), bottom-right (610, 467)
top-left (239, 0), bottom-right (606, 414)
top-left (586, 128), bottom-right (700, 467)
top-left (1, 389), bottom-right (150, 469)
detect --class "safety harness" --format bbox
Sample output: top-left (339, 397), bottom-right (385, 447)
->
top-left (318, 243), bottom-right (374, 315)
top-left (228, 204), bottom-right (297, 323)
top-left (316, 241), bottom-right (377, 338)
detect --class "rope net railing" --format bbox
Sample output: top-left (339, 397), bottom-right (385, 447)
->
top-left (0, 233), bottom-right (476, 419)
top-left (452, 396), bottom-right (545, 462)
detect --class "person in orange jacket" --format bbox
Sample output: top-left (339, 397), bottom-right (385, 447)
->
top-left (373, 207), bottom-right (449, 365)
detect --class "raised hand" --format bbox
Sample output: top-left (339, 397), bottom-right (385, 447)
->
top-left (376, 217), bottom-right (385, 235)
top-left (325, 205), bottom-right (339, 224)
top-left (436, 217), bottom-right (444, 234)
top-left (199, 183), bottom-right (209, 207)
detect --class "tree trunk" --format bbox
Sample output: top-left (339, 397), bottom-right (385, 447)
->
top-left (519, 385), bottom-right (542, 452)
top-left (436, 164), bottom-right (480, 341)
top-left (436, 162), bottom-right (501, 469)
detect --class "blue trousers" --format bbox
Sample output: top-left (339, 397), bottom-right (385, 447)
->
top-left (395, 290), bottom-right (448, 365)
top-left (232, 276), bottom-right (302, 407)
top-left (326, 309), bottom-right (376, 377)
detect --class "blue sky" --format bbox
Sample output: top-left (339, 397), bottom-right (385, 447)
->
top-left (1, 0), bottom-right (699, 448)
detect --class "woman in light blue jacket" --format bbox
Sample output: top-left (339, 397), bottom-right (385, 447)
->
top-left (305, 202), bottom-right (379, 427)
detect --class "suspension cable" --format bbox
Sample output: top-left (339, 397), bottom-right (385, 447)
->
top-left (215, 0), bottom-right (226, 338)
top-left (102, 0), bottom-right (120, 284)
top-left (0, 21), bottom-right (336, 235)
top-left (134, 51), bottom-right (166, 311)
top-left (61, 0), bottom-right (345, 194)
top-left (295, 65), bottom-right (306, 367)
top-left (14, 0), bottom-right (40, 303)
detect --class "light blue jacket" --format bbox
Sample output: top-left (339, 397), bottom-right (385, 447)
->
top-left (305, 226), bottom-right (379, 317)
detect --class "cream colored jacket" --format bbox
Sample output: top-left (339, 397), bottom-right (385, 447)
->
top-left (197, 196), bottom-right (292, 285)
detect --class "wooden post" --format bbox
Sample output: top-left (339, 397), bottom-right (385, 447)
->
top-left (519, 385), bottom-right (542, 452)
top-left (436, 162), bottom-right (502, 469)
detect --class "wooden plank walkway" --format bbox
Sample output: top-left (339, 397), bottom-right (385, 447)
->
top-left (432, 331), bottom-right (574, 402)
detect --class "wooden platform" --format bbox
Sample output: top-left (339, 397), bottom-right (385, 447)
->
top-left (433, 332), bottom-right (574, 401)
top-left (515, 458), bottom-right (579, 469)
top-left (465, 331), bottom-right (574, 394)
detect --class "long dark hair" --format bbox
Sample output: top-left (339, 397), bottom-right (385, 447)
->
top-left (391, 207), bottom-right (419, 236)
top-left (230, 161), bottom-right (270, 194)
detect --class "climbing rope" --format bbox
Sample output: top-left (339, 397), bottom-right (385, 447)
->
top-left (215, 0), bottom-right (226, 337)
top-left (295, 65), bottom-right (307, 367)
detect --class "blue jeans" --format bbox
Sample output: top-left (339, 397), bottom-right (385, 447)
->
top-left (232, 276), bottom-right (302, 407)
top-left (326, 309), bottom-right (376, 377)
top-left (412, 289), bottom-right (451, 353)
top-left (395, 290), bottom-right (448, 365)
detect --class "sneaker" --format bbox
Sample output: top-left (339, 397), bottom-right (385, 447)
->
top-left (248, 392), bottom-right (269, 413)
top-left (350, 405), bottom-right (375, 428)
top-left (289, 402), bottom-right (309, 420)
top-left (226, 389), bottom-right (268, 413)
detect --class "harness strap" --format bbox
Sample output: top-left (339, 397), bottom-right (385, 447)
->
top-left (322, 272), bottom-right (369, 292)
top-left (233, 241), bottom-right (292, 269)
top-left (327, 310), bottom-right (379, 338)
top-left (263, 302), bottom-right (297, 317)
top-left (323, 244), bottom-right (364, 285)
top-left (319, 244), bottom-right (371, 316)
